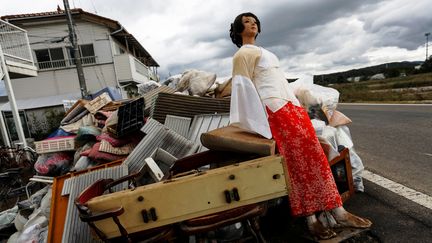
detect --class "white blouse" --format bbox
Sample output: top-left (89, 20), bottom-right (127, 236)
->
top-left (230, 45), bottom-right (300, 139)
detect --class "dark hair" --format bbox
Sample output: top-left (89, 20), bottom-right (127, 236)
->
top-left (230, 12), bottom-right (261, 48)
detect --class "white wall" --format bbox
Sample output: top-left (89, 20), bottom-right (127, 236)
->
top-left (11, 64), bottom-right (117, 99)
top-left (26, 20), bottom-right (113, 64)
top-left (11, 19), bottom-right (119, 99)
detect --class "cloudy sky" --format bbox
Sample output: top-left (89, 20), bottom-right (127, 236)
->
top-left (1, 0), bottom-right (431, 81)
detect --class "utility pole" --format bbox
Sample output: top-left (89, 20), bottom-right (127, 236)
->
top-left (426, 32), bottom-right (430, 60)
top-left (63, 0), bottom-right (88, 98)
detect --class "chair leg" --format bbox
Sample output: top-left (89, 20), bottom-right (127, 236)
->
top-left (246, 218), bottom-right (266, 243)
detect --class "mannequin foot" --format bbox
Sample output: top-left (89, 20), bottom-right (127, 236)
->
top-left (308, 220), bottom-right (337, 240)
top-left (333, 211), bottom-right (372, 228)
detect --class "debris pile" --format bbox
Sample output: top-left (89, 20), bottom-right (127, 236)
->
top-left (0, 70), bottom-right (365, 242)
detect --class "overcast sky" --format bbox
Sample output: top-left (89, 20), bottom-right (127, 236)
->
top-left (1, 0), bottom-right (431, 81)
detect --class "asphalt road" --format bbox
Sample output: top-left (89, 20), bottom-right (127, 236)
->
top-left (337, 103), bottom-right (432, 242)
top-left (338, 104), bottom-right (432, 196)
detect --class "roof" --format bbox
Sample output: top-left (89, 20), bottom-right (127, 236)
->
top-left (0, 92), bottom-right (81, 111)
top-left (1, 8), bottom-right (159, 67)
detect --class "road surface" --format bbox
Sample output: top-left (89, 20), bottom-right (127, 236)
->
top-left (338, 103), bottom-right (432, 196)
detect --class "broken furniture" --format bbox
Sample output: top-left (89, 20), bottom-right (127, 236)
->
top-left (167, 150), bottom-right (275, 242)
top-left (329, 147), bottom-right (354, 202)
top-left (76, 154), bottom-right (290, 241)
top-left (202, 125), bottom-right (354, 202)
top-left (75, 178), bottom-right (175, 242)
top-left (200, 124), bottom-right (276, 156)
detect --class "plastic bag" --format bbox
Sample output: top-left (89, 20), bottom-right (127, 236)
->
top-left (137, 80), bottom-right (161, 95)
top-left (17, 186), bottom-right (49, 210)
top-left (289, 81), bottom-right (340, 119)
top-left (0, 205), bottom-right (18, 230)
top-left (161, 74), bottom-right (181, 90)
top-left (34, 152), bottom-right (73, 176)
top-left (176, 69), bottom-right (217, 96)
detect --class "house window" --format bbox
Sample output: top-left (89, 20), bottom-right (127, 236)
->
top-left (2, 111), bottom-right (30, 142)
top-left (35, 48), bottom-right (65, 69)
top-left (80, 44), bottom-right (96, 64)
top-left (69, 44), bottom-right (96, 65)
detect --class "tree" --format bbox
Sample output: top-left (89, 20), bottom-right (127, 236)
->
top-left (419, 56), bottom-right (432, 73)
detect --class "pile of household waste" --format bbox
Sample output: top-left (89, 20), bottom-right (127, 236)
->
top-left (0, 69), bottom-right (365, 242)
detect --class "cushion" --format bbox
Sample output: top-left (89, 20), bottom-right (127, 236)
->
top-left (329, 110), bottom-right (352, 127)
top-left (200, 125), bottom-right (275, 156)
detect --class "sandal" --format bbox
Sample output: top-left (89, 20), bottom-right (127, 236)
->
top-left (333, 211), bottom-right (372, 228)
top-left (308, 220), bottom-right (337, 240)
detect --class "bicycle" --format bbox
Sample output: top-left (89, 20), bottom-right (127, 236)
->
top-left (14, 143), bottom-right (38, 170)
top-left (0, 168), bottom-right (26, 211)
top-left (0, 146), bottom-right (19, 172)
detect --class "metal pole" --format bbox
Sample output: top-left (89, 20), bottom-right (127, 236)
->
top-left (63, 0), bottom-right (88, 98)
top-left (0, 111), bottom-right (10, 147)
top-left (0, 46), bottom-right (27, 147)
top-left (426, 33), bottom-right (430, 60)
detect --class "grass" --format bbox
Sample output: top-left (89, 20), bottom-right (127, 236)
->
top-left (331, 72), bottom-right (432, 103)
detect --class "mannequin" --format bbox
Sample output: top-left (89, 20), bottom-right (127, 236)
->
top-left (229, 12), bottom-right (372, 240)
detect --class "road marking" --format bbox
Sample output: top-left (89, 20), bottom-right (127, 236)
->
top-left (423, 153), bottom-right (432, 157)
top-left (362, 170), bottom-right (432, 210)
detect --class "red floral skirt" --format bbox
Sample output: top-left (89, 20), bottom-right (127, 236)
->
top-left (266, 102), bottom-right (342, 217)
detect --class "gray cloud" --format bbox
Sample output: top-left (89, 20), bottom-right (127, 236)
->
top-left (1, 0), bottom-right (430, 80)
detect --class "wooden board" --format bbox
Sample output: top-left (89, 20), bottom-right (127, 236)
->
top-left (328, 148), bottom-right (354, 202)
top-left (87, 155), bottom-right (290, 239)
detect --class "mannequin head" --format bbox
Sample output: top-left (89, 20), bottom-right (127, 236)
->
top-left (230, 12), bottom-right (261, 48)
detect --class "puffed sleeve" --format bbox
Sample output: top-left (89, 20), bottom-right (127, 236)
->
top-left (229, 48), bottom-right (272, 139)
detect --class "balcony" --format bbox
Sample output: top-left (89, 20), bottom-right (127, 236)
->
top-left (36, 56), bottom-right (97, 70)
top-left (0, 19), bottom-right (37, 78)
top-left (113, 53), bottom-right (157, 84)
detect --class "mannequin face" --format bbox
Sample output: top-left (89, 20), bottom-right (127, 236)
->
top-left (240, 16), bottom-right (258, 39)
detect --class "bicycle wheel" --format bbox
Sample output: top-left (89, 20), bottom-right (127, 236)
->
top-left (0, 179), bottom-right (22, 211)
top-left (16, 149), bottom-right (38, 169)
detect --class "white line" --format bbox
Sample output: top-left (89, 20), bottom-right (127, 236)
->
top-left (362, 170), bottom-right (432, 210)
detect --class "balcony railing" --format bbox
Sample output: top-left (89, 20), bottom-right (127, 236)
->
top-left (0, 19), bottom-right (34, 67)
top-left (37, 56), bottom-right (97, 70)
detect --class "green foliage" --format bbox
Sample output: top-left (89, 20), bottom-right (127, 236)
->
top-left (333, 72), bottom-right (432, 103)
top-left (314, 61), bottom-right (421, 85)
top-left (384, 69), bottom-right (400, 78)
top-left (419, 57), bottom-right (432, 72)
top-left (28, 108), bottom-right (65, 141)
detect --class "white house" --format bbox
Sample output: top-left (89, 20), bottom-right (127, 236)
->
top-left (0, 8), bottom-right (159, 143)
top-left (1, 8), bottom-right (159, 99)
